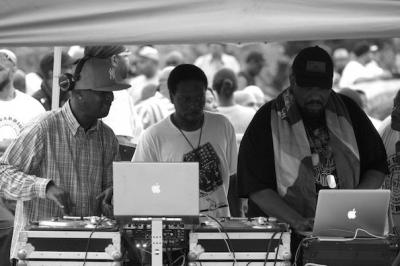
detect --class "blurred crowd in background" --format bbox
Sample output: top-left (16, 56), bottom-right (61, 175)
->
top-left (2, 38), bottom-right (400, 148)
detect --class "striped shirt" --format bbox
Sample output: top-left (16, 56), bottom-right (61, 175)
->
top-left (135, 92), bottom-right (175, 129)
top-left (0, 102), bottom-right (119, 259)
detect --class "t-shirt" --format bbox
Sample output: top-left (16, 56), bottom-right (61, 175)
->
top-left (0, 90), bottom-right (45, 142)
top-left (238, 95), bottom-right (388, 217)
top-left (103, 89), bottom-right (143, 143)
top-left (128, 74), bottom-right (159, 104)
top-left (134, 92), bottom-right (175, 129)
top-left (379, 116), bottom-right (400, 226)
top-left (218, 104), bottom-right (255, 147)
top-left (339, 61), bottom-right (373, 88)
top-left (132, 111), bottom-right (238, 217)
top-left (218, 105), bottom-right (255, 135)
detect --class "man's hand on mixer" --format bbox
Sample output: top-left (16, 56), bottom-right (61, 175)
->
top-left (46, 181), bottom-right (73, 215)
top-left (96, 187), bottom-right (113, 218)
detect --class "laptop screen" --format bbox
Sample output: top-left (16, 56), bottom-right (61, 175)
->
top-left (113, 162), bottom-right (199, 221)
top-left (313, 189), bottom-right (390, 238)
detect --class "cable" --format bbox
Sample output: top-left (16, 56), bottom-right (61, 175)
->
top-left (273, 232), bottom-right (284, 266)
top-left (82, 216), bottom-right (106, 266)
top-left (170, 254), bottom-right (185, 266)
top-left (137, 247), bottom-right (152, 255)
top-left (264, 231), bottom-right (278, 266)
top-left (200, 214), bottom-right (237, 265)
top-left (293, 237), bottom-right (318, 266)
top-left (322, 228), bottom-right (387, 241)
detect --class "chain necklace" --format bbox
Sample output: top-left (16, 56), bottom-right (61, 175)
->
top-left (173, 115), bottom-right (204, 150)
top-left (177, 124), bottom-right (203, 150)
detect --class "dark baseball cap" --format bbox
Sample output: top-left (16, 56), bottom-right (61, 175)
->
top-left (74, 57), bottom-right (130, 92)
top-left (292, 46), bottom-right (334, 89)
top-left (84, 45), bottom-right (131, 58)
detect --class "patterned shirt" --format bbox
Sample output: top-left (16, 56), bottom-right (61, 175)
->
top-left (304, 123), bottom-right (338, 191)
top-left (0, 101), bottom-right (119, 259)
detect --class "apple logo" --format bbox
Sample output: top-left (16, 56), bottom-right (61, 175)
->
top-left (347, 208), bottom-right (357, 219)
top-left (151, 183), bottom-right (161, 194)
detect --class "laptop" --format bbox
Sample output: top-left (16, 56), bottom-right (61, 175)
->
top-left (113, 162), bottom-right (199, 223)
top-left (312, 189), bottom-right (390, 239)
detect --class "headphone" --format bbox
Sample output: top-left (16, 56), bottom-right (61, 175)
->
top-left (58, 56), bottom-right (90, 91)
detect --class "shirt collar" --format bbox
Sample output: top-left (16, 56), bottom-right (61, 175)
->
top-left (62, 101), bottom-right (100, 136)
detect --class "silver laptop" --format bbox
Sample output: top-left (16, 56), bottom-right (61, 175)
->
top-left (113, 162), bottom-right (199, 223)
top-left (313, 189), bottom-right (390, 238)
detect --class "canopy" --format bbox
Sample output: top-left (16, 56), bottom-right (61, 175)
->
top-left (1, 0), bottom-right (400, 46)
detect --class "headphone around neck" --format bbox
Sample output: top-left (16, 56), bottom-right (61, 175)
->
top-left (58, 56), bottom-right (90, 92)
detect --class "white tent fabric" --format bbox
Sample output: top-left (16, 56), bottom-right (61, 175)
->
top-left (0, 0), bottom-right (400, 46)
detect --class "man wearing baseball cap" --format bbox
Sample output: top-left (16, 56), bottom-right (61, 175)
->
top-left (0, 47), bottom-right (129, 263)
top-left (237, 46), bottom-right (388, 232)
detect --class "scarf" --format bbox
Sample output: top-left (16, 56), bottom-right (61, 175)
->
top-left (271, 88), bottom-right (360, 218)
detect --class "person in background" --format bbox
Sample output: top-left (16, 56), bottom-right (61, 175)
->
top-left (338, 88), bottom-right (382, 129)
top-left (0, 49), bottom-right (45, 154)
top-left (339, 41), bottom-right (390, 88)
top-left (234, 90), bottom-right (258, 110)
top-left (213, 68), bottom-right (255, 143)
top-left (132, 64), bottom-right (237, 218)
top-left (0, 50), bottom-right (128, 263)
top-left (332, 48), bottom-right (350, 89)
top-left (90, 46), bottom-right (143, 151)
top-left (204, 88), bottom-right (218, 112)
top-left (194, 43), bottom-right (240, 84)
top-left (32, 52), bottom-right (74, 110)
top-left (332, 48), bottom-right (350, 76)
top-left (213, 68), bottom-right (256, 217)
top-left (237, 51), bottom-right (266, 90)
top-left (67, 45), bottom-right (84, 61)
top-left (129, 46), bottom-right (160, 104)
top-left (238, 46), bottom-right (387, 231)
top-left (13, 69), bottom-right (26, 93)
top-left (135, 66), bottom-right (175, 129)
top-left (0, 49), bottom-right (46, 266)
top-left (379, 90), bottom-right (400, 228)
top-left (165, 50), bottom-right (185, 67)
top-left (243, 85), bottom-right (266, 110)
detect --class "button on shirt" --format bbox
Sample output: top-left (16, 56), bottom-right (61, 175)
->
top-left (0, 101), bottom-right (119, 259)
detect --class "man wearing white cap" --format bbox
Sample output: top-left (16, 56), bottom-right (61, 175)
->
top-left (0, 49), bottom-right (46, 266)
top-left (129, 46), bottom-right (160, 104)
top-left (0, 49), bottom-right (45, 153)
top-left (0, 52), bottom-right (128, 263)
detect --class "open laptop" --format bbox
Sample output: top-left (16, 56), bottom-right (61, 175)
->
top-left (113, 162), bottom-right (199, 223)
top-left (312, 189), bottom-right (391, 239)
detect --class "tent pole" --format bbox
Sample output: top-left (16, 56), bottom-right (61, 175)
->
top-left (51, 47), bottom-right (62, 110)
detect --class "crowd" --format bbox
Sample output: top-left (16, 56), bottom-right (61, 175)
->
top-left (0, 40), bottom-right (399, 264)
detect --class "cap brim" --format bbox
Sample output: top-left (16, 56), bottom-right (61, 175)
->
top-left (91, 83), bottom-right (131, 92)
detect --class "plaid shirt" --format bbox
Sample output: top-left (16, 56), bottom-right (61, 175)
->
top-left (0, 102), bottom-right (119, 259)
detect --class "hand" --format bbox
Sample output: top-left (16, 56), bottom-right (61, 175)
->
top-left (240, 198), bottom-right (248, 218)
top-left (96, 187), bottom-right (113, 217)
top-left (46, 183), bottom-right (73, 215)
